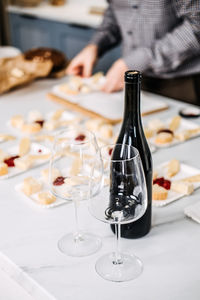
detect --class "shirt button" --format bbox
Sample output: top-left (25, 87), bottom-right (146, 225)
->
top-left (127, 31), bottom-right (133, 35)
top-left (132, 5), bottom-right (138, 9)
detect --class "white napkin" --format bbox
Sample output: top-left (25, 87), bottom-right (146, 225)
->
top-left (184, 202), bottom-right (200, 224)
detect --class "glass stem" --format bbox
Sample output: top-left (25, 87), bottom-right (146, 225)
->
top-left (114, 223), bottom-right (123, 265)
top-left (73, 199), bottom-right (83, 242)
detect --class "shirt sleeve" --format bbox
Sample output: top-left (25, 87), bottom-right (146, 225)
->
top-left (123, 1), bottom-right (200, 75)
top-left (90, 2), bottom-right (122, 57)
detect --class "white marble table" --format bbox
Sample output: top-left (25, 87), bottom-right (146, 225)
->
top-left (0, 79), bottom-right (200, 300)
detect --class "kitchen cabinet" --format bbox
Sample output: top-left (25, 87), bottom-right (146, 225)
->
top-left (8, 12), bottom-right (120, 72)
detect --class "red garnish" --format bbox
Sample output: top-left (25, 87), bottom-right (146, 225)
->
top-left (108, 148), bottom-right (113, 156)
top-left (4, 155), bottom-right (20, 167)
top-left (38, 149), bottom-right (42, 153)
top-left (35, 120), bottom-right (45, 127)
top-left (153, 177), bottom-right (171, 190)
top-left (53, 176), bottom-right (65, 186)
top-left (75, 134), bottom-right (86, 141)
top-left (157, 129), bottom-right (174, 136)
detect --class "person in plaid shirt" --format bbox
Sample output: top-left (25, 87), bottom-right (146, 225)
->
top-left (67, 0), bottom-right (200, 104)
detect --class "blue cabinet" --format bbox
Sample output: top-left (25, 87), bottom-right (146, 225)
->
top-left (8, 13), bottom-right (120, 72)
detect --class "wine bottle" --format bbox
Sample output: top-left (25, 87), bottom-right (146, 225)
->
top-left (111, 70), bottom-right (152, 238)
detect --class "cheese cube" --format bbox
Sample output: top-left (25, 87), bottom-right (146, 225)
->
top-left (15, 156), bottom-right (33, 171)
top-left (171, 181), bottom-right (194, 195)
top-left (37, 192), bottom-right (56, 205)
top-left (10, 115), bottom-right (24, 129)
top-left (22, 177), bottom-right (42, 196)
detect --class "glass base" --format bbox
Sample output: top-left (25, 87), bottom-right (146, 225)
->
top-left (58, 232), bottom-right (102, 257)
top-left (95, 252), bottom-right (143, 282)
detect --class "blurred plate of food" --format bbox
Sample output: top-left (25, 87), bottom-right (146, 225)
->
top-left (144, 115), bottom-right (200, 148)
top-left (153, 159), bottom-right (200, 207)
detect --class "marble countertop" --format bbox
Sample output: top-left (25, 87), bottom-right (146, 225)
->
top-left (0, 79), bottom-right (200, 300)
top-left (7, 0), bottom-right (107, 28)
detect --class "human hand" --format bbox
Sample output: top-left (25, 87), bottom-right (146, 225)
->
top-left (66, 44), bottom-right (98, 77)
top-left (101, 59), bottom-right (128, 93)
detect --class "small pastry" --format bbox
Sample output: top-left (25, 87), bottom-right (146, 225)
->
top-left (153, 184), bottom-right (168, 200)
top-left (27, 110), bottom-right (43, 123)
top-left (10, 115), bottom-right (24, 129)
top-left (91, 72), bottom-right (104, 84)
top-left (0, 162), bottom-right (8, 176)
top-left (147, 119), bottom-right (164, 132)
top-left (34, 135), bottom-right (54, 142)
top-left (144, 128), bottom-right (154, 139)
top-left (187, 128), bottom-right (200, 136)
top-left (155, 132), bottom-right (173, 144)
top-left (43, 120), bottom-right (58, 131)
top-left (99, 124), bottom-right (113, 140)
top-left (175, 128), bottom-right (200, 141)
top-left (167, 159), bottom-right (180, 178)
top-left (15, 156), bottom-right (33, 170)
top-left (0, 134), bottom-right (15, 141)
top-left (58, 120), bottom-right (72, 127)
top-left (182, 174), bottom-right (200, 183)
top-left (51, 109), bottom-right (65, 121)
top-left (175, 130), bottom-right (190, 142)
top-left (0, 149), bottom-right (9, 162)
top-left (37, 192), bottom-right (56, 205)
top-left (80, 85), bottom-right (91, 94)
top-left (29, 153), bottom-right (51, 161)
top-left (21, 123), bottom-right (41, 134)
top-left (41, 168), bottom-right (60, 183)
top-left (59, 83), bottom-right (79, 95)
top-left (169, 116), bottom-right (181, 131)
top-left (22, 177), bottom-right (42, 196)
top-left (85, 118), bottom-right (105, 132)
top-left (69, 76), bottom-right (83, 90)
top-left (19, 137), bottom-right (31, 157)
top-left (171, 181), bottom-right (194, 195)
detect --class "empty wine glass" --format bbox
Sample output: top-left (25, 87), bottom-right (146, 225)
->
top-left (89, 144), bottom-right (148, 282)
top-left (49, 128), bottom-right (103, 257)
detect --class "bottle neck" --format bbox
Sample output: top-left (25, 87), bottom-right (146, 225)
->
top-left (123, 81), bottom-right (141, 124)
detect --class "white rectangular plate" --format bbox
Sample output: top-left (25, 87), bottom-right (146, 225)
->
top-left (149, 118), bottom-right (200, 148)
top-left (15, 180), bottom-right (68, 209)
top-left (7, 109), bottom-right (81, 137)
top-left (153, 161), bottom-right (200, 207)
top-left (52, 84), bottom-right (168, 120)
top-left (0, 142), bottom-right (51, 180)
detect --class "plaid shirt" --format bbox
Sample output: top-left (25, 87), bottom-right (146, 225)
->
top-left (91, 0), bottom-right (200, 78)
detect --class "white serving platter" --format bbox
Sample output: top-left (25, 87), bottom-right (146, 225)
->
top-left (149, 118), bottom-right (200, 148)
top-left (15, 178), bottom-right (68, 209)
top-left (7, 109), bottom-right (82, 137)
top-left (52, 84), bottom-right (168, 121)
top-left (0, 142), bottom-right (51, 179)
top-left (153, 161), bottom-right (200, 207)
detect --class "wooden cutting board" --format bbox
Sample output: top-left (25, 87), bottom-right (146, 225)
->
top-left (47, 88), bottom-right (169, 124)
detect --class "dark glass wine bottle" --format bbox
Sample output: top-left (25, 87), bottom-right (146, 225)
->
top-left (111, 70), bottom-right (152, 238)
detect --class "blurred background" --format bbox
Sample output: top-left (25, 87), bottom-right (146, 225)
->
top-left (0, 0), bottom-right (118, 73)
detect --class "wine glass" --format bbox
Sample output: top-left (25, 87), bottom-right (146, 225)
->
top-left (49, 128), bottom-right (103, 257)
top-left (89, 144), bottom-right (148, 281)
